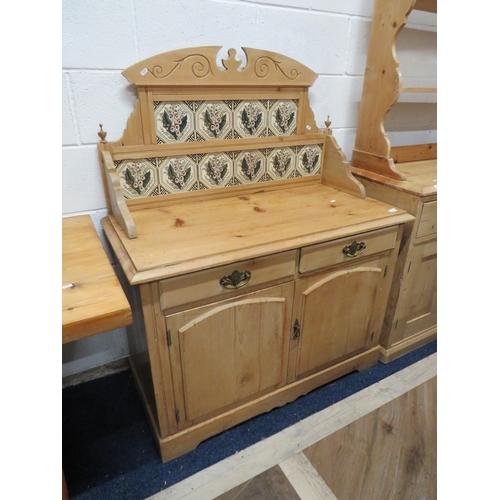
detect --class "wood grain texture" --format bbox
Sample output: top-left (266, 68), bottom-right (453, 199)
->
top-left (175, 297), bottom-right (287, 423)
top-left (352, 169), bottom-right (437, 361)
top-left (352, 159), bottom-right (437, 197)
top-left (156, 348), bottom-right (380, 463)
top-left (149, 353), bottom-right (436, 500)
top-left (379, 326), bottom-right (436, 363)
top-left (159, 250), bottom-right (296, 312)
top-left (103, 184), bottom-right (413, 284)
top-left (165, 283), bottom-right (294, 430)
top-left (352, 0), bottom-right (434, 178)
top-left (101, 150), bottom-right (137, 238)
top-left (295, 265), bottom-right (382, 377)
top-left (214, 465), bottom-right (301, 500)
top-left (110, 134), bottom-right (325, 160)
top-left (416, 201), bottom-right (437, 239)
top-left (97, 42), bottom-right (426, 473)
top-left (321, 133), bottom-right (365, 197)
top-left (62, 215), bottom-right (133, 343)
top-left (299, 226), bottom-right (397, 274)
top-left (414, 0), bottom-right (437, 13)
top-left (391, 143), bottom-right (437, 163)
top-left (122, 46), bottom-right (318, 87)
top-left (280, 452), bottom-right (339, 500)
top-left (303, 377), bottom-right (437, 500)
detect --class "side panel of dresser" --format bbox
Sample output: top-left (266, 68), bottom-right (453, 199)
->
top-left (354, 179), bottom-right (437, 362)
top-left (111, 253), bottom-right (175, 441)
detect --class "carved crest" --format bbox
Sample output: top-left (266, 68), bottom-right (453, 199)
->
top-left (122, 46), bottom-right (317, 87)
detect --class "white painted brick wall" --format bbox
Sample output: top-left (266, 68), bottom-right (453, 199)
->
top-left (310, 0), bottom-right (373, 17)
top-left (62, 146), bottom-right (107, 214)
top-left (62, 0), bottom-right (437, 376)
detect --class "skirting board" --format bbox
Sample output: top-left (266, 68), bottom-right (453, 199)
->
top-left (379, 327), bottom-right (437, 364)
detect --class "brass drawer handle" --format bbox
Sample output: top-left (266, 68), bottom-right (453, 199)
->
top-left (220, 270), bottom-right (252, 289)
top-left (342, 241), bottom-right (366, 258)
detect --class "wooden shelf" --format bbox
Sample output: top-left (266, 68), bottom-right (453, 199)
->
top-left (399, 87), bottom-right (437, 103)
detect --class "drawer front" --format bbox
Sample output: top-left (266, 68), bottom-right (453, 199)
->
top-left (416, 201), bottom-right (437, 240)
top-left (159, 250), bottom-right (297, 311)
top-left (299, 226), bottom-right (398, 274)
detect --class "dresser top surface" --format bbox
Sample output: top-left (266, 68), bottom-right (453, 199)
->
top-left (351, 160), bottom-right (437, 197)
top-left (103, 184), bottom-right (413, 284)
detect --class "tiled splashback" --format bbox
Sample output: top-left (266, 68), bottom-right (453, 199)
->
top-left (154, 99), bottom-right (299, 144)
top-left (115, 144), bottom-right (323, 199)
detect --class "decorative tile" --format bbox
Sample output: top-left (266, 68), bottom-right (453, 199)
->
top-left (235, 150), bottom-right (266, 184)
top-left (116, 159), bottom-right (158, 199)
top-left (115, 143), bottom-right (322, 199)
top-left (234, 101), bottom-right (267, 138)
top-left (199, 153), bottom-right (233, 188)
top-left (154, 99), bottom-right (300, 143)
top-left (154, 102), bottom-right (194, 144)
top-left (269, 100), bottom-right (298, 136)
top-left (297, 145), bottom-right (323, 176)
top-left (158, 156), bottom-right (197, 193)
top-left (196, 101), bottom-right (233, 141)
top-left (267, 148), bottom-right (296, 180)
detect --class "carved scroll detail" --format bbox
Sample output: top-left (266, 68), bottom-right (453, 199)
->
top-left (252, 56), bottom-right (300, 81)
top-left (122, 47), bottom-right (317, 87)
top-left (150, 54), bottom-right (214, 80)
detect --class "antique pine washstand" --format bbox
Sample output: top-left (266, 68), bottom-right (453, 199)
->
top-left (97, 46), bottom-right (414, 462)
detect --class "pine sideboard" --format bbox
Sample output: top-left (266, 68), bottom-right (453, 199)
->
top-left (98, 46), bottom-right (414, 462)
top-left (351, 0), bottom-right (437, 362)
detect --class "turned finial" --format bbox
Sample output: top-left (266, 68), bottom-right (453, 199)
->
top-left (98, 124), bottom-right (107, 143)
top-left (325, 115), bottom-right (331, 129)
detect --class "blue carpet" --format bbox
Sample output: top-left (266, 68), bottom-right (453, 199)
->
top-left (62, 340), bottom-right (436, 500)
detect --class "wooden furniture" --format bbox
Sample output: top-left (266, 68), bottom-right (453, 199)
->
top-left (98, 46), bottom-right (414, 463)
top-left (351, 0), bottom-right (437, 362)
top-left (62, 215), bottom-right (133, 343)
top-left (62, 214), bottom-right (133, 500)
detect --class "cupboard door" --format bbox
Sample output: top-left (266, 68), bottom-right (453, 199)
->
top-left (166, 282), bottom-right (293, 428)
top-left (399, 238), bottom-right (437, 340)
top-left (289, 255), bottom-right (390, 381)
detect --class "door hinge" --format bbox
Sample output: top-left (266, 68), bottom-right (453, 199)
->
top-left (292, 319), bottom-right (300, 340)
top-left (383, 265), bottom-right (388, 277)
top-left (166, 329), bottom-right (172, 346)
top-left (175, 408), bottom-right (180, 423)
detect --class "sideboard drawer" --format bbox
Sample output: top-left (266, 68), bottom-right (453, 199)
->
top-left (416, 201), bottom-right (437, 240)
top-left (299, 226), bottom-right (398, 274)
top-left (159, 250), bottom-right (297, 311)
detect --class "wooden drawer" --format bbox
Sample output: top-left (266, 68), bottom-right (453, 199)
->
top-left (159, 250), bottom-right (297, 311)
top-left (416, 201), bottom-right (437, 240)
top-left (299, 226), bottom-right (398, 274)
